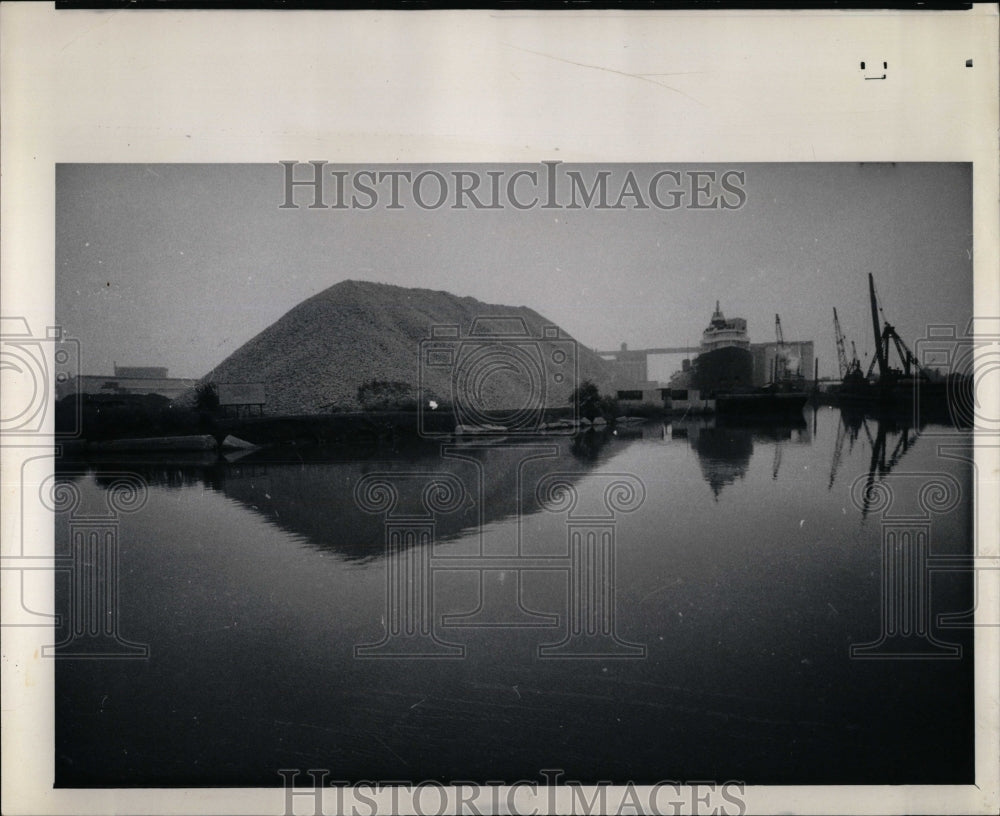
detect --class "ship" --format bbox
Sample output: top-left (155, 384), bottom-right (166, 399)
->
top-left (690, 301), bottom-right (754, 395)
top-left (678, 302), bottom-right (807, 417)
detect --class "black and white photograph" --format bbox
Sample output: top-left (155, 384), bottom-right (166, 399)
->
top-left (51, 160), bottom-right (979, 787)
top-left (2, 7), bottom-right (998, 816)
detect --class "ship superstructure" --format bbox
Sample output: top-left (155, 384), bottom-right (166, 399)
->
top-left (692, 301), bottom-right (754, 395)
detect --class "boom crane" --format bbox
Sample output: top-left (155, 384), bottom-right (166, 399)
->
top-left (774, 314), bottom-right (786, 382)
top-left (833, 307), bottom-right (849, 379)
top-left (833, 307), bottom-right (863, 382)
top-left (869, 273), bottom-right (888, 381)
top-left (864, 274), bottom-right (928, 383)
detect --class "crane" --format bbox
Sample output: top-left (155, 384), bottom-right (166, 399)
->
top-left (773, 313), bottom-right (805, 386)
top-left (773, 313), bottom-right (786, 383)
top-left (833, 307), bottom-right (863, 382)
top-left (869, 273), bottom-right (888, 381)
top-left (864, 274), bottom-right (928, 383)
top-left (833, 307), bottom-right (849, 379)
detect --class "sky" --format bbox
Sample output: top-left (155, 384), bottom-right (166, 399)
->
top-left (56, 163), bottom-right (972, 381)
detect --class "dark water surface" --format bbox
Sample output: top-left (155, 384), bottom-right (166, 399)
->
top-left (55, 408), bottom-right (975, 786)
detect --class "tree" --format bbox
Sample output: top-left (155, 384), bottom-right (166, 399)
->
top-left (195, 382), bottom-right (219, 412)
top-left (598, 394), bottom-right (620, 419)
top-left (569, 379), bottom-right (602, 420)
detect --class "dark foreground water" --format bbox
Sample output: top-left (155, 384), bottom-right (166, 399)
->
top-left (54, 407), bottom-right (974, 786)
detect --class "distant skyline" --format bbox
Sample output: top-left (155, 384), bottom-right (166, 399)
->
top-left (56, 163), bottom-right (972, 381)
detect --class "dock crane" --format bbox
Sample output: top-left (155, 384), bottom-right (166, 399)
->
top-left (773, 314), bottom-right (786, 383)
top-left (833, 307), bottom-right (848, 378)
top-left (772, 314), bottom-right (805, 387)
top-left (864, 273), bottom-right (928, 383)
top-left (833, 307), bottom-right (862, 381)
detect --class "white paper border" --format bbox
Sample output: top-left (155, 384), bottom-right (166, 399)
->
top-left (2, 5), bottom-right (997, 815)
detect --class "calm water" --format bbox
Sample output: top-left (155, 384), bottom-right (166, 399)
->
top-left (55, 407), bottom-right (975, 786)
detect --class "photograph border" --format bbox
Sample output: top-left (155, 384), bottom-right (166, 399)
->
top-left (2, 6), bottom-right (998, 815)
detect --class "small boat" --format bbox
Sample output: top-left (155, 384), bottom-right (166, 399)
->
top-left (615, 416), bottom-right (646, 426)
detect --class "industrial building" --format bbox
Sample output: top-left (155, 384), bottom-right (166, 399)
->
top-left (601, 340), bottom-right (816, 391)
top-left (749, 341), bottom-right (815, 388)
top-left (59, 364), bottom-right (197, 402)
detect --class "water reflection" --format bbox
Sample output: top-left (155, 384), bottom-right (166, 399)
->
top-left (570, 427), bottom-right (616, 458)
top-left (52, 408), bottom-right (975, 787)
top-left (662, 408), bottom-right (922, 504)
top-left (58, 410), bottom-right (936, 547)
top-left (855, 414), bottom-right (918, 518)
top-left (64, 417), bottom-right (812, 524)
top-left (668, 415), bottom-right (810, 498)
top-left (691, 425), bottom-right (753, 498)
top-left (814, 405), bottom-right (921, 514)
top-left (63, 416), bottom-right (823, 520)
top-left (61, 432), bottom-right (625, 562)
